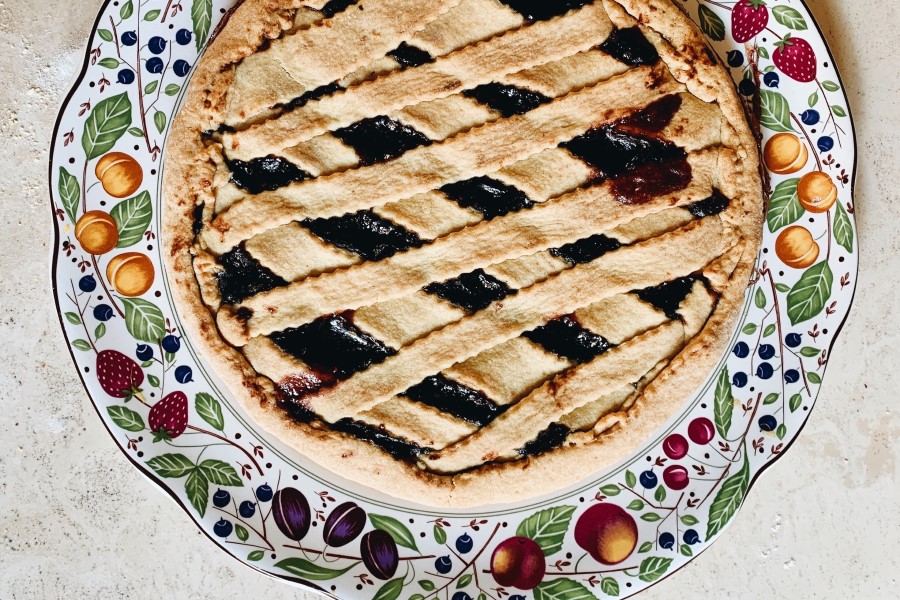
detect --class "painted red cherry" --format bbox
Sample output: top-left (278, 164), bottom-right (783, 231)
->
top-left (688, 417), bottom-right (715, 445)
top-left (662, 433), bottom-right (689, 460)
top-left (490, 537), bottom-right (546, 590)
top-left (574, 503), bottom-right (638, 565)
top-left (663, 465), bottom-right (690, 491)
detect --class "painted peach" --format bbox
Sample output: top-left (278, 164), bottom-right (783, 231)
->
top-left (490, 537), bottom-right (546, 590)
top-left (776, 226), bottom-right (819, 269)
top-left (106, 252), bottom-right (155, 296)
top-left (95, 152), bottom-right (143, 198)
top-left (763, 133), bottom-right (808, 175)
top-left (75, 210), bottom-right (119, 255)
top-left (574, 503), bottom-right (638, 565)
top-left (798, 171), bottom-right (837, 213)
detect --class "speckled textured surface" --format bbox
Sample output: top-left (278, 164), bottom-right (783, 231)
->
top-left (1, 0), bottom-right (898, 598)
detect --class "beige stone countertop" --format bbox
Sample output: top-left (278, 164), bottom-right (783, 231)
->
top-left (1, 0), bottom-right (898, 598)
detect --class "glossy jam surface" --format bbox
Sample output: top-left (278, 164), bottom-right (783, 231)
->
top-left (599, 27), bottom-right (660, 66)
top-left (228, 156), bottom-right (311, 194)
top-left (635, 276), bottom-right (697, 319)
top-left (525, 315), bottom-right (612, 362)
top-left (332, 419), bottom-right (429, 463)
top-left (551, 234), bottom-right (622, 265)
top-left (610, 156), bottom-right (693, 205)
top-left (319, 0), bottom-right (358, 18)
top-left (498, 0), bottom-right (592, 21)
top-left (404, 374), bottom-right (503, 426)
top-left (519, 423), bottom-right (571, 456)
top-left (334, 116), bottom-right (431, 166)
top-left (216, 246), bottom-right (287, 304)
top-left (441, 176), bottom-right (535, 220)
top-left (191, 203), bottom-right (205, 236)
top-left (562, 126), bottom-right (685, 183)
top-left (424, 269), bottom-right (514, 312)
top-left (618, 94), bottom-right (683, 135)
top-left (304, 210), bottom-right (423, 261)
top-left (686, 190), bottom-right (731, 218)
top-left (388, 43), bottom-right (434, 67)
top-left (463, 83), bottom-right (551, 117)
top-left (285, 82), bottom-right (344, 111)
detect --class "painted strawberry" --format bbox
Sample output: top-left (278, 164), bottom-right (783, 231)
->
top-left (96, 350), bottom-right (144, 400)
top-left (148, 391), bottom-right (189, 441)
top-left (731, 0), bottom-right (768, 43)
top-left (773, 34), bottom-right (817, 82)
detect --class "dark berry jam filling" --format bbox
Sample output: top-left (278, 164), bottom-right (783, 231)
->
top-left (686, 189), bottom-right (730, 218)
top-left (519, 423), bottom-right (571, 456)
top-left (562, 126), bottom-right (686, 183)
top-left (617, 94), bottom-right (683, 135)
top-left (635, 276), bottom-right (697, 319)
top-left (498, 0), bottom-right (593, 21)
top-left (284, 82), bottom-right (344, 111)
top-left (463, 83), bottom-right (551, 117)
top-left (319, 0), bottom-right (358, 18)
top-left (599, 27), bottom-right (660, 66)
top-left (404, 374), bottom-right (503, 426)
top-left (332, 419), bottom-right (431, 463)
top-left (334, 116), bottom-right (431, 166)
top-left (304, 210), bottom-right (424, 261)
top-left (609, 156), bottom-right (692, 205)
top-left (216, 245), bottom-right (288, 304)
top-left (227, 156), bottom-right (311, 194)
top-left (525, 315), bottom-right (612, 362)
top-left (424, 269), bottom-right (515, 313)
top-left (441, 176), bottom-right (535, 220)
top-left (388, 43), bottom-right (435, 67)
top-left (551, 234), bottom-right (622, 265)
top-left (192, 202), bottom-right (205, 237)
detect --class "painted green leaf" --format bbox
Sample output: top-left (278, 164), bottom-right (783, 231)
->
top-left (772, 6), bottom-right (808, 30)
top-left (98, 28), bottom-right (113, 42)
top-left (516, 505), bottom-right (576, 556)
top-left (808, 371), bottom-right (822, 384)
top-left (107, 405), bottom-right (145, 431)
top-left (196, 392), bottom-right (225, 431)
top-left (638, 541), bottom-right (652, 553)
top-left (800, 346), bottom-right (820, 357)
top-left (58, 166), bottom-right (80, 223)
top-left (248, 550), bottom-right (265, 561)
top-left (600, 577), bottom-right (619, 597)
top-left (764, 324), bottom-right (777, 337)
top-left (95, 323), bottom-right (106, 340)
top-left (185, 468), bottom-right (209, 516)
top-left (808, 90), bottom-right (819, 107)
top-left (760, 90), bottom-right (794, 133)
top-left (714, 366), bottom-right (734, 439)
top-left (410, 595), bottom-right (425, 600)
top-left (165, 352), bottom-right (176, 364)
top-left (65, 311), bottom-right (82, 325)
top-left (706, 449), bottom-right (750, 538)
top-left (776, 283), bottom-right (791, 293)
top-left (599, 485), bottom-right (620, 496)
top-left (98, 57), bottom-right (120, 69)
top-left (757, 46), bottom-right (769, 59)
top-left (154, 110), bottom-right (167, 134)
top-left (147, 453), bottom-right (194, 478)
top-left (767, 178), bottom-right (804, 232)
top-left (627, 499), bottom-right (644, 511)
top-left (680, 515), bottom-right (699, 526)
top-left (697, 5), bottom-right (725, 41)
top-left (637, 557), bottom-right (673, 583)
top-left (120, 0), bottom-right (133, 19)
top-left (789, 393), bottom-right (803, 413)
top-left (822, 80), bottom-right (841, 92)
top-left (110, 191), bottom-right (152, 248)
top-left (144, 8), bottom-right (161, 20)
top-left (533, 578), bottom-right (594, 600)
top-left (776, 424), bottom-right (787, 440)
top-left (755, 288), bottom-right (767, 309)
top-left (144, 80), bottom-right (158, 94)
top-left (199, 459), bottom-right (243, 486)
top-left (120, 297), bottom-right (166, 343)
top-left (373, 578), bottom-right (405, 600)
top-left (369, 514), bottom-right (418, 552)
top-left (680, 544), bottom-right (693, 557)
top-left (457, 574), bottom-right (473, 589)
top-left (478, 593), bottom-right (486, 600)
top-left (787, 262), bottom-right (833, 325)
top-left (625, 470), bottom-right (637, 488)
top-left (128, 127), bottom-right (144, 137)
top-left (141, 360), bottom-right (153, 368)
top-left (640, 513), bottom-right (661, 522)
top-left (82, 92), bottom-right (132, 160)
top-left (147, 373), bottom-right (160, 388)
top-left (191, 0), bottom-right (213, 51)
top-left (235, 523), bottom-right (249, 541)
top-left (418, 580), bottom-right (435, 592)
top-left (72, 339), bottom-right (92, 351)
top-left (165, 84), bottom-right (181, 96)
top-left (834, 202), bottom-right (854, 253)
top-left (832, 105), bottom-right (847, 118)
top-left (764, 393), bottom-right (779, 406)
top-left (654, 485), bottom-right (666, 503)
top-left (433, 524), bottom-right (446, 544)
top-left (742, 323), bottom-right (757, 335)
top-left (274, 557), bottom-right (358, 581)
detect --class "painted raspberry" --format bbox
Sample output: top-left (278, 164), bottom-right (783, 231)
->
top-left (731, 0), bottom-right (768, 44)
top-left (96, 350), bottom-right (144, 400)
top-left (773, 34), bottom-right (817, 82)
top-left (148, 391), bottom-right (189, 441)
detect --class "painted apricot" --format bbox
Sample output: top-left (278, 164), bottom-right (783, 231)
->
top-left (764, 133), bottom-right (808, 175)
top-left (798, 171), bottom-right (837, 213)
top-left (574, 503), bottom-right (638, 566)
top-left (106, 252), bottom-right (155, 296)
top-left (775, 226), bottom-right (819, 269)
top-left (490, 537), bottom-right (546, 590)
top-left (75, 210), bottom-right (119, 255)
top-left (95, 152), bottom-right (143, 198)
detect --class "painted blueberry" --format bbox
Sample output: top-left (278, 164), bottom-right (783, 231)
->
top-left (756, 362), bottom-right (774, 380)
top-left (659, 532), bottom-right (675, 550)
top-left (509, 596), bottom-right (526, 600)
top-left (683, 529), bottom-right (701, 545)
top-left (162, 334), bottom-right (181, 353)
top-left (136, 344), bottom-right (153, 362)
top-left (146, 57), bottom-right (164, 74)
top-left (738, 79), bottom-right (757, 97)
top-left (93, 304), bottom-right (114, 322)
top-left (239, 501), bottom-right (257, 519)
top-left (435, 556), bottom-right (452, 574)
top-left (818, 136), bottom-right (835, 152)
top-left (213, 489), bottom-right (231, 508)
top-left (759, 415), bottom-right (778, 432)
top-left (148, 36), bottom-right (167, 55)
top-left (173, 60), bottom-right (191, 77)
top-left (121, 31), bottom-right (137, 46)
top-left (733, 341), bottom-right (750, 358)
top-left (801, 109), bottom-right (820, 125)
top-left (176, 28), bottom-right (193, 46)
top-left (763, 72), bottom-right (780, 88)
top-left (455, 534), bottom-right (474, 554)
top-left (732, 371), bottom-right (748, 388)
top-left (759, 344), bottom-right (776, 360)
top-left (785, 369), bottom-right (801, 384)
top-left (79, 275), bottom-right (97, 293)
top-left (785, 333), bottom-right (802, 348)
top-left (213, 519), bottom-right (233, 538)
top-left (639, 470), bottom-right (658, 489)
top-left (175, 365), bottom-right (193, 383)
top-left (452, 593), bottom-right (472, 600)
top-left (726, 50), bottom-right (744, 68)
top-left (256, 484), bottom-right (274, 502)
top-left (117, 69), bottom-right (135, 85)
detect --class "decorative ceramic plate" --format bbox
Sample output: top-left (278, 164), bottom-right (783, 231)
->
top-left (50, 1), bottom-right (857, 597)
